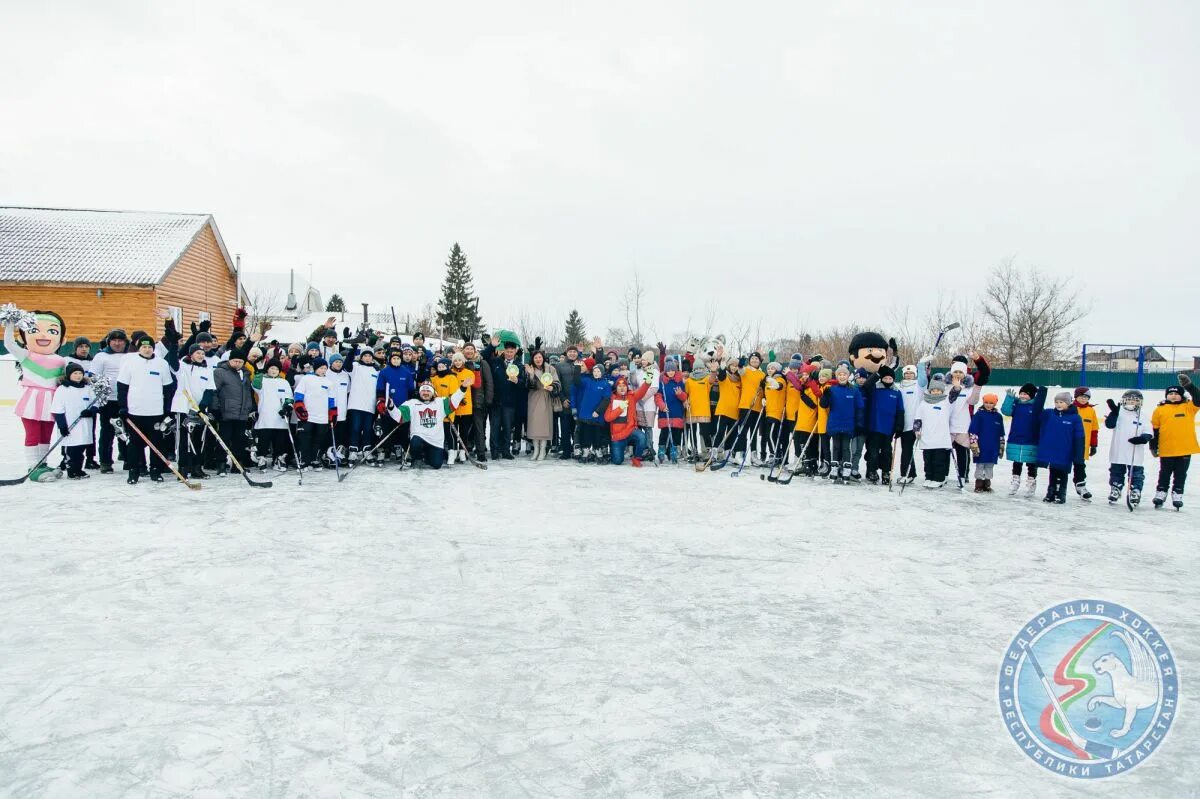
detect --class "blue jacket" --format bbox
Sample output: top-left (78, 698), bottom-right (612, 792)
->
top-left (1001, 387), bottom-right (1047, 445)
top-left (376, 363), bottom-right (416, 404)
top-left (571, 374), bottom-right (613, 425)
top-left (657, 374), bottom-right (687, 422)
top-left (968, 408), bottom-right (1006, 464)
top-left (867, 385), bottom-right (905, 436)
top-left (820, 382), bottom-right (865, 435)
top-left (1037, 405), bottom-right (1085, 468)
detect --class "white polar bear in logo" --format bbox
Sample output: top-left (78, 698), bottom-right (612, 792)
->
top-left (1088, 628), bottom-right (1159, 738)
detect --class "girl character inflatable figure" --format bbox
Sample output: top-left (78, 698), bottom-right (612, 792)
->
top-left (2, 305), bottom-right (68, 481)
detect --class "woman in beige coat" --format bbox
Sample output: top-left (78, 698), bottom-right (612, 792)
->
top-left (525, 351), bottom-right (560, 460)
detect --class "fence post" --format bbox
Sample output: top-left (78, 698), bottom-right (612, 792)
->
top-left (1137, 346), bottom-right (1145, 390)
top-left (1081, 344), bottom-right (1088, 386)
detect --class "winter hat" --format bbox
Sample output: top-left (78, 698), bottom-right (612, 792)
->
top-left (1121, 389), bottom-right (1144, 406)
top-left (328, 352), bottom-right (344, 366)
top-left (590, 362), bottom-right (604, 377)
top-left (106, 328), bottom-right (128, 342)
top-left (949, 360), bottom-right (968, 376)
top-left (925, 374), bottom-right (947, 400)
top-left (835, 363), bottom-right (851, 376)
top-left (690, 363), bottom-right (710, 381)
top-left (247, 346), bottom-right (263, 361)
top-left (359, 349), bottom-right (375, 363)
top-left (322, 327), bottom-right (337, 339)
top-left (1054, 391), bottom-right (1073, 404)
top-left (1165, 384), bottom-right (1184, 398)
top-left (187, 343), bottom-right (204, 357)
top-left (434, 357), bottom-right (450, 371)
top-left (418, 381), bottom-right (435, 396)
top-left (628, 346), bottom-right (642, 359)
top-left (664, 357), bottom-right (680, 372)
top-left (401, 343), bottom-right (414, 352)
top-left (818, 368), bottom-right (833, 381)
top-left (1074, 386), bottom-right (1091, 399)
top-left (451, 352), bottom-right (466, 367)
top-left (196, 332), bottom-right (215, 344)
top-left (808, 354), bottom-right (825, 365)
top-left (1019, 383), bottom-right (1037, 398)
top-left (902, 364), bottom-right (917, 378)
top-left (982, 392), bottom-right (999, 404)
top-left (788, 354), bottom-right (804, 371)
top-left (63, 362), bottom-right (85, 382)
top-left (305, 341), bottom-right (320, 352)
top-left (726, 357), bottom-right (739, 369)
top-left (952, 354), bottom-right (970, 365)
top-left (265, 358), bottom-right (283, 373)
top-left (606, 362), bottom-right (622, 376)
top-left (614, 375), bottom-right (629, 392)
top-left (767, 361), bottom-right (782, 374)
top-left (311, 357), bottom-right (328, 371)
top-left (854, 367), bottom-right (870, 380)
top-left (877, 365), bottom-right (895, 382)
top-left (72, 335), bottom-right (91, 350)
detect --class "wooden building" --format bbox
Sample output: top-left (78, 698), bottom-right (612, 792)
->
top-left (0, 206), bottom-right (245, 347)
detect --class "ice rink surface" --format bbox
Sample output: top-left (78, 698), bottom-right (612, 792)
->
top-left (0, 388), bottom-right (1197, 797)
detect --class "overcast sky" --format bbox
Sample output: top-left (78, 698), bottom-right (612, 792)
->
top-left (2, 1), bottom-right (1197, 352)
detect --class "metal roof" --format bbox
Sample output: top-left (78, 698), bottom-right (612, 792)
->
top-left (0, 206), bottom-right (235, 285)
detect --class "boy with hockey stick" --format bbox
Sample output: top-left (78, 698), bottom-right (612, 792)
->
top-left (1104, 389), bottom-right (1153, 507)
top-left (166, 342), bottom-right (215, 479)
top-left (66, 336), bottom-right (100, 469)
top-left (912, 374), bottom-right (953, 488)
top-left (117, 335), bottom-right (174, 484)
top-left (1150, 374), bottom-right (1200, 510)
top-left (967, 393), bottom-right (1005, 492)
top-left (293, 358), bottom-right (337, 468)
top-left (327, 353), bottom-right (351, 463)
top-left (253, 359), bottom-right (294, 471)
top-left (1037, 391), bottom-right (1086, 504)
top-left (343, 348), bottom-right (379, 461)
top-left (656, 358), bottom-right (687, 463)
top-left (376, 349), bottom-right (416, 463)
top-left (383, 380), bottom-right (468, 469)
top-left (1072, 387), bottom-right (1100, 499)
top-left (863, 366), bottom-right (905, 485)
top-left (50, 362), bottom-right (97, 479)
top-left (819, 364), bottom-right (865, 483)
top-left (896, 364), bottom-right (921, 484)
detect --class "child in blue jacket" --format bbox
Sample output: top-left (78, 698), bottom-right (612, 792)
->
top-left (864, 365), bottom-right (905, 485)
top-left (1001, 383), bottom-right (1047, 496)
top-left (571, 362), bottom-right (614, 463)
top-left (820, 364), bottom-right (865, 482)
top-left (1037, 391), bottom-right (1086, 504)
top-left (968, 392), bottom-right (1006, 493)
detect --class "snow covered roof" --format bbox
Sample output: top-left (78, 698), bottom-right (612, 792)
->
top-left (260, 309), bottom-right (455, 351)
top-left (0, 206), bottom-right (235, 285)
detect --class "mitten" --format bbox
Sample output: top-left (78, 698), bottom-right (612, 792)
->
top-left (376, 398), bottom-right (388, 416)
top-left (343, 326), bottom-right (351, 340)
top-left (1089, 445), bottom-right (1097, 457)
top-left (190, 320), bottom-right (199, 336)
top-left (56, 419), bottom-right (70, 437)
top-left (198, 319), bottom-right (212, 333)
top-left (330, 408), bottom-right (338, 424)
top-left (233, 307), bottom-right (247, 329)
top-left (1179, 373), bottom-right (1191, 387)
top-left (1106, 398), bottom-right (1118, 413)
top-left (294, 400), bottom-right (309, 422)
top-left (279, 399), bottom-right (294, 419)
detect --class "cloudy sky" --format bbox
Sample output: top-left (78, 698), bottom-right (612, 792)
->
top-left (2, 1), bottom-right (1197, 351)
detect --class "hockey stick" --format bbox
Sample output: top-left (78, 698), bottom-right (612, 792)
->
top-left (0, 411), bottom-right (90, 486)
top-left (329, 417), bottom-right (343, 481)
top-left (181, 389), bottom-right (273, 488)
top-left (931, 322), bottom-right (960, 355)
top-left (777, 427), bottom-right (817, 485)
top-left (125, 418), bottom-right (201, 490)
top-left (449, 422), bottom-right (488, 470)
top-left (711, 383), bottom-right (765, 473)
top-left (285, 424), bottom-right (305, 486)
top-left (732, 410), bottom-right (765, 477)
top-left (1025, 647), bottom-right (1120, 759)
top-left (338, 415), bottom-right (404, 483)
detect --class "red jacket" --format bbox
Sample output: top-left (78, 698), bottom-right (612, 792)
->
top-left (604, 382), bottom-right (650, 441)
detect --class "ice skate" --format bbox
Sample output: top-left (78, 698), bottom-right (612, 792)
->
top-left (1128, 488), bottom-right (1142, 508)
top-left (1153, 490), bottom-right (1167, 508)
top-left (1172, 491), bottom-right (1183, 510)
top-left (1009, 476), bottom-right (1021, 495)
top-left (1074, 481), bottom-right (1092, 500)
top-left (1108, 484), bottom-right (1122, 503)
top-left (1024, 476), bottom-right (1037, 497)
top-left (273, 458), bottom-right (288, 473)
top-left (865, 471), bottom-right (879, 484)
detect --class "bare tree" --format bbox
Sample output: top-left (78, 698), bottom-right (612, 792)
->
top-left (245, 289), bottom-right (280, 338)
top-left (622, 270), bottom-right (647, 348)
top-left (982, 257), bottom-right (1090, 368)
top-left (511, 308), bottom-right (561, 351)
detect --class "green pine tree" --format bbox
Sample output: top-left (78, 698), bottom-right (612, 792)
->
top-left (325, 294), bottom-right (346, 312)
top-left (562, 309), bottom-right (587, 348)
top-left (435, 243), bottom-right (484, 340)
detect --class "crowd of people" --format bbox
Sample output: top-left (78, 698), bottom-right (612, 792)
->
top-left (4, 307), bottom-right (1199, 510)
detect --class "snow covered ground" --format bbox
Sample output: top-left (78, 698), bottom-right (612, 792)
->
top-left (0, 388), bottom-right (1197, 797)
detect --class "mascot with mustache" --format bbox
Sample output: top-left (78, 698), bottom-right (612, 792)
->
top-left (848, 331), bottom-right (898, 378)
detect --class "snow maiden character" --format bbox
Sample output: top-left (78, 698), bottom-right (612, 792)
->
top-left (2, 305), bottom-right (67, 482)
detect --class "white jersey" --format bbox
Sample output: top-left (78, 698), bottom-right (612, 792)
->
top-left (89, 350), bottom-right (128, 399)
top-left (294, 373), bottom-right (335, 424)
top-left (255, 376), bottom-right (294, 430)
top-left (348, 364), bottom-right (380, 413)
top-left (948, 393), bottom-right (973, 435)
top-left (631, 365), bottom-right (660, 417)
top-left (118, 354), bottom-right (173, 416)
top-left (1108, 406), bottom-right (1153, 466)
top-left (328, 368), bottom-right (351, 415)
top-left (387, 388), bottom-right (465, 449)
top-left (170, 361), bottom-right (214, 415)
top-left (914, 399), bottom-right (953, 449)
top-left (50, 383), bottom-right (96, 446)
top-left (899, 380), bottom-right (921, 432)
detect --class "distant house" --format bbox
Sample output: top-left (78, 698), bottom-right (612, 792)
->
top-left (1081, 346), bottom-right (1169, 372)
top-left (0, 206), bottom-right (245, 345)
top-left (240, 269), bottom-right (325, 335)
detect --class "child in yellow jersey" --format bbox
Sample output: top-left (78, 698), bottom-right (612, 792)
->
top-left (713, 358), bottom-right (742, 457)
top-left (734, 352), bottom-right (766, 464)
top-left (1150, 374), bottom-right (1200, 509)
top-left (452, 352), bottom-right (478, 463)
top-left (761, 361), bottom-right (787, 465)
top-left (431, 358), bottom-right (462, 462)
top-left (684, 359), bottom-right (715, 460)
top-left (814, 367), bottom-right (833, 475)
top-left (1071, 387), bottom-right (1100, 499)
top-left (785, 362), bottom-right (822, 474)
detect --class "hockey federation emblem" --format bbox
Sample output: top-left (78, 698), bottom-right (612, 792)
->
top-left (417, 406), bottom-right (438, 429)
top-left (998, 599), bottom-right (1179, 779)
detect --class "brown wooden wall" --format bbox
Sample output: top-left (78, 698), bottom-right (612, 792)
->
top-left (156, 224), bottom-right (239, 342)
top-left (0, 284), bottom-right (156, 344)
